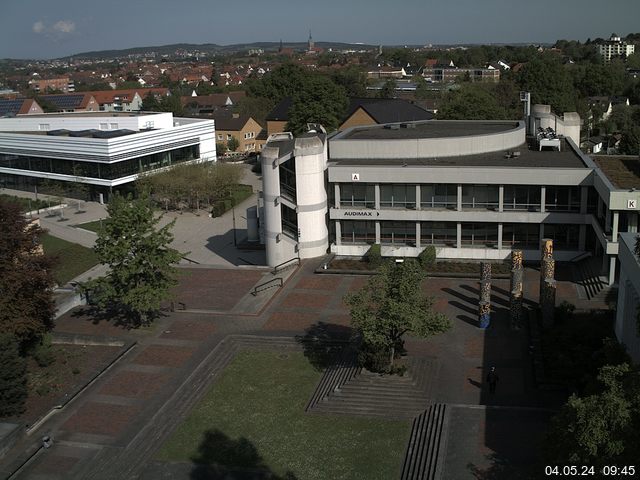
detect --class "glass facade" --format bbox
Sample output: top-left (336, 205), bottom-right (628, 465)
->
top-left (461, 223), bottom-right (499, 247)
top-left (281, 204), bottom-right (298, 239)
top-left (0, 145), bottom-right (199, 181)
top-left (341, 220), bottom-right (376, 244)
top-left (502, 223), bottom-right (540, 249)
top-left (461, 185), bottom-right (499, 210)
top-left (545, 186), bottom-right (581, 212)
top-left (380, 221), bottom-right (416, 245)
top-left (340, 183), bottom-right (375, 208)
top-left (544, 223), bottom-right (580, 250)
top-left (421, 184), bottom-right (457, 209)
top-left (421, 222), bottom-right (457, 246)
top-left (380, 184), bottom-right (416, 209)
top-left (279, 158), bottom-right (296, 201)
top-left (503, 185), bottom-right (541, 211)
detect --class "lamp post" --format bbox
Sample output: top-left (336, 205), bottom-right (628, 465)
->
top-left (231, 197), bottom-right (237, 247)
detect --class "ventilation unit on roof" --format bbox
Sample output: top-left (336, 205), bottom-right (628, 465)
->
top-left (400, 123), bottom-right (416, 129)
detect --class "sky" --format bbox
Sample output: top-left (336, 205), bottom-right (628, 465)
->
top-left (1, 0), bottom-right (639, 59)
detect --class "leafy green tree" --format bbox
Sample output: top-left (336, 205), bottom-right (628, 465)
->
top-left (377, 78), bottom-right (396, 99)
top-left (414, 77), bottom-right (433, 101)
top-left (141, 91), bottom-right (161, 111)
top-left (246, 63), bottom-right (309, 104)
top-left (344, 259), bottom-right (451, 370)
top-left (0, 199), bottom-right (55, 348)
top-left (216, 142), bottom-right (227, 156)
top-left (331, 66), bottom-right (368, 97)
top-left (286, 75), bottom-right (348, 134)
top-left (0, 334), bottom-right (27, 417)
top-left (516, 53), bottom-right (577, 113)
top-left (227, 136), bottom-right (240, 153)
top-left (438, 84), bottom-right (508, 120)
top-left (619, 126), bottom-right (640, 155)
top-left (84, 194), bottom-right (182, 326)
top-left (235, 96), bottom-right (274, 127)
top-left (545, 364), bottom-right (640, 467)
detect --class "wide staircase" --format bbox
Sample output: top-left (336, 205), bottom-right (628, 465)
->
top-left (400, 404), bottom-right (449, 480)
top-left (572, 255), bottom-right (608, 301)
top-left (307, 357), bottom-right (439, 419)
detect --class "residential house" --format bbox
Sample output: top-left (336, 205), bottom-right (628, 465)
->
top-left (28, 76), bottom-right (74, 93)
top-left (40, 93), bottom-right (99, 113)
top-left (213, 112), bottom-right (263, 154)
top-left (181, 92), bottom-right (246, 116)
top-left (0, 98), bottom-right (43, 116)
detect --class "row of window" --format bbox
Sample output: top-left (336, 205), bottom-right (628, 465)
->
top-left (0, 145), bottom-right (199, 181)
top-left (339, 221), bottom-right (580, 250)
top-left (338, 184), bottom-right (593, 213)
top-left (215, 131), bottom-right (257, 141)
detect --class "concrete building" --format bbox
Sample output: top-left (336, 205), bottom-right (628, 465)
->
top-left (28, 77), bottom-right (74, 93)
top-left (615, 232), bottom-right (640, 363)
top-left (259, 107), bottom-right (640, 287)
top-left (598, 33), bottom-right (635, 64)
top-left (0, 112), bottom-right (215, 201)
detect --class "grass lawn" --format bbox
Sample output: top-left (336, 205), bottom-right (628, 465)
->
top-left (41, 233), bottom-right (100, 285)
top-left (75, 219), bottom-right (104, 233)
top-left (156, 350), bottom-right (411, 480)
top-left (0, 194), bottom-right (58, 212)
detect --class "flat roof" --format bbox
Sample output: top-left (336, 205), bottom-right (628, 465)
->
top-left (331, 138), bottom-right (588, 169)
top-left (7, 112), bottom-right (161, 118)
top-left (593, 156), bottom-right (640, 189)
top-left (339, 121), bottom-right (520, 140)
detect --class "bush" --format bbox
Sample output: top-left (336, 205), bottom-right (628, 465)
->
top-left (357, 341), bottom-right (390, 373)
top-left (366, 244), bottom-right (383, 268)
top-left (418, 245), bottom-right (437, 268)
top-left (0, 334), bottom-right (27, 417)
top-left (555, 301), bottom-right (576, 323)
top-left (32, 335), bottom-right (55, 368)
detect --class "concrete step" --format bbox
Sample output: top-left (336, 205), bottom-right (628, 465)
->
top-left (401, 404), bottom-right (449, 480)
top-left (334, 386), bottom-right (429, 401)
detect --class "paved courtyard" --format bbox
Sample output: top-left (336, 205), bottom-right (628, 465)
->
top-left (2, 256), bottom-right (609, 479)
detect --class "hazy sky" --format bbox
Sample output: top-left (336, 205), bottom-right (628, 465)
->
top-left (1, 0), bottom-right (639, 59)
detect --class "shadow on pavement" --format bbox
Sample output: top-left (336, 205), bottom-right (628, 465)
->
top-left (190, 429), bottom-right (297, 480)
top-left (295, 322), bottom-right (354, 371)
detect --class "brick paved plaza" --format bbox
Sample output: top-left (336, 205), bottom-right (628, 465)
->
top-left (3, 261), bottom-right (607, 479)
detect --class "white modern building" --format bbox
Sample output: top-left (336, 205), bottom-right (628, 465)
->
top-left (0, 112), bottom-right (216, 200)
top-left (598, 33), bottom-right (635, 64)
top-left (615, 232), bottom-right (640, 364)
top-left (259, 106), bottom-right (640, 286)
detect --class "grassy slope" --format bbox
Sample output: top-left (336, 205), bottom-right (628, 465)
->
top-left (41, 234), bottom-right (99, 285)
top-left (156, 350), bottom-right (410, 480)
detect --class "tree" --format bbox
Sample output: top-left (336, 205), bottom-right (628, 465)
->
top-left (286, 75), bottom-right (348, 134)
top-left (235, 96), bottom-right (274, 127)
top-left (344, 259), bottom-right (451, 371)
top-left (516, 53), bottom-right (577, 113)
top-left (545, 364), bottom-right (640, 467)
top-left (246, 63), bottom-right (309, 104)
top-left (377, 78), bottom-right (397, 99)
top-left (619, 126), bottom-right (640, 155)
top-left (331, 66), bottom-right (368, 97)
top-left (216, 142), bottom-right (228, 156)
top-left (141, 91), bottom-right (161, 111)
top-left (227, 136), bottom-right (240, 153)
top-left (84, 194), bottom-right (182, 326)
top-left (0, 199), bottom-right (55, 347)
top-left (438, 84), bottom-right (509, 120)
top-left (0, 334), bottom-right (27, 417)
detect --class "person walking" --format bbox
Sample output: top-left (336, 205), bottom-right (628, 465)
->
top-left (487, 366), bottom-right (499, 394)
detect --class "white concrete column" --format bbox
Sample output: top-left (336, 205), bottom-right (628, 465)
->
top-left (613, 211), bottom-right (619, 241)
top-left (334, 184), bottom-right (340, 209)
top-left (335, 221), bottom-right (341, 246)
top-left (540, 186), bottom-right (546, 213)
top-left (609, 256), bottom-right (617, 286)
top-left (580, 186), bottom-right (588, 214)
top-left (415, 185), bottom-right (421, 211)
top-left (375, 221), bottom-right (380, 244)
top-left (415, 222), bottom-right (421, 248)
top-left (457, 184), bottom-right (462, 211)
top-left (498, 185), bottom-right (504, 212)
top-left (375, 184), bottom-right (380, 210)
top-left (497, 223), bottom-right (503, 250)
top-left (579, 224), bottom-right (587, 251)
top-left (456, 222), bottom-right (462, 249)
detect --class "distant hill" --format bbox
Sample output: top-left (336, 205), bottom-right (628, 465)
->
top-left (65, 41), bottom-right (379, 60)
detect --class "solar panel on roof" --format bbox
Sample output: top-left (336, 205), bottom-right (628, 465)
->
top-left (0, 99), bottom-right (25, 116)
top-left (41, 94), bottom-right (83, 109)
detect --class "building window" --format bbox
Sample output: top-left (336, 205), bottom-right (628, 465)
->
top-left (545, 186), bottom-right (581, 212)
top-left (461, 185), bottom-right (499, 210)
top-left (38, 124), bottom-right (50, 131)
top-left (503, 223), bottom-right (540, 249)
top-left (340, 183), bottom-right (375, 208)
top-left (217, 134), bottom-right (223, 140)
top-left (461, 223), bottom-right (498, 248)
top-left (421, 222), bottom-right (457, 246)
top-left (279, 158), bottom-right (296, 201)
top-left (380, 221), bottom-right (416, 245)
top-left (227, 134), bottom-right (232, 141)
top-left (281, 204), bottom-right (298, 239)
top-left (380, 184), bottom-right (416, 209)
top-left (421, 184), bottom-right (456, 209)
top-left (544, 224), bottom-right (580, 250)
top-left (503, 185), bottom-right (541, 211)
top-left (99, 123), bottom-right (108, 130)
top-left (110, 123), bottom-right (118, 130)
top-left (341, 220), bottom-right (376, 244)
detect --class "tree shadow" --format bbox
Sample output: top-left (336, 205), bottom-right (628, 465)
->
top-left (70, 305), bottom-right (167, 329)
top-left (294, 322), bottom-right (354, 371)
top-left (190, 429), bottom-right (297, 480)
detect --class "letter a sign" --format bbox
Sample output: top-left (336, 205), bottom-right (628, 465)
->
top-left (351, 173), bottom-right (360, 181)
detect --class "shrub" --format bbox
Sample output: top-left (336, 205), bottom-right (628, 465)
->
top-left (357, 341), bottom-right (390, 373)
top-left (418, 245), bottom-right (437, 268)
top-left (555, 301), bottom-right (576, 323)
top-left (32, 335), bottom-right (55, 368)
top-left (366, 244), bottom-right (383, 268)
top-left (0, 334), bottom-right (27, 417)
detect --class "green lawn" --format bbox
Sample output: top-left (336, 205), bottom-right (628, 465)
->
top-left (0, 194), bottom-right (58, 212)
top-left (75, 220), bottom-right (104, 233)
top-left (41, 234), bottom-right (100, 285)
top-left (156, 350), bottom-right (411, 480)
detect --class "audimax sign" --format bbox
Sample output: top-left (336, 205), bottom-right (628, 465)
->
top-left (341, 211), bottom-right (380, 217)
